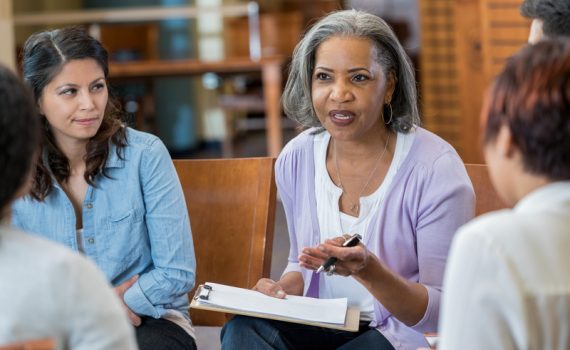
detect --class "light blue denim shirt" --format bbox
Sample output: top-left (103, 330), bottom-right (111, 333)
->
top-left (12, 127), bottom-right (196, 319)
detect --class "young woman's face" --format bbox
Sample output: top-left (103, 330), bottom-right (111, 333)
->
top-left (38, 58), bottom-right (107, 145)
top-left (311, 36), bottom-right (394, 142)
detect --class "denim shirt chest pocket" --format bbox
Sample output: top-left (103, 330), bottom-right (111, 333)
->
top-left (99, 206), bottom-right (148, 263)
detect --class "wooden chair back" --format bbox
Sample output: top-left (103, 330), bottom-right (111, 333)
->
top-left (173, 157), bottom-right (277, 326)
top-left (465, 163), bottom-right (508, 216)
top-left (0, 339), bottom-right (54, 350)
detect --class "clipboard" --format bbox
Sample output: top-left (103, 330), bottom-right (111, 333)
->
top-left (190, 283), bottom-right (361, 332)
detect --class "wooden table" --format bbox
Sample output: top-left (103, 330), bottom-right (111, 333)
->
top-left (109, 56), bottom-right (285, 158)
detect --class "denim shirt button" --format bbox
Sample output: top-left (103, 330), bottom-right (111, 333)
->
top-left (86, 203), bottom-right (93, 209)
top-left (88, 238), bottom-right (95, 244)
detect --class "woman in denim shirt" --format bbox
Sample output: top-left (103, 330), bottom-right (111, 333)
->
top-left (12, 27), bottom-right (197, 350)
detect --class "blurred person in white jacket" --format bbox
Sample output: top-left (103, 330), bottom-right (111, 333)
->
top-left (439, 39), bottom-right (570, 350)
top-left (0, 64), bottom-right (137, 350)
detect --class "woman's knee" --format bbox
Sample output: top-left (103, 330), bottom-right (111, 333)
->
top-left (221, 315), bottom-right (263, 340)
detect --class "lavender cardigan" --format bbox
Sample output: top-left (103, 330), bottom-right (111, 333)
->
top-left (276, 127), bottom-right (475, 350)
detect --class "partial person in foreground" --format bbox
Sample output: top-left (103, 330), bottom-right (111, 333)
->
top-left (438, 39), bottom-right (570, 350)
top-left (11, 27), bottom-right (197, 350)
top-left (221, 10), bottom-right (474, 350)
top-left (0, 64), bottom-right (137, 349)
top-left (520, 0), bottom-right (570, 43)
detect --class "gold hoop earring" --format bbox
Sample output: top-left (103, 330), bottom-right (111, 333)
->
top-left (385, 103), bottom-right (393, 125)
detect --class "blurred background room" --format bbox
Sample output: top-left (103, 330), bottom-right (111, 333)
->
top-left (0, 1), bottom-right (530, 348)
top-left (2, 0), bottom-right (530, 163)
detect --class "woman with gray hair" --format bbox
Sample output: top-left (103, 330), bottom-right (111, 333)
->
top-left (221, 10), bottom-right (474, 350)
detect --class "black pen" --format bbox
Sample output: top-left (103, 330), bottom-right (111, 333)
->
top-left (316, 233), bottom-right (362, 273)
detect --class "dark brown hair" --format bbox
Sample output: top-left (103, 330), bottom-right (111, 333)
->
top-left (484, 38), bottom-right (570, 180)
top-left (22, 27), bottom-right (127, 200)
top-left (0, 65), bottom-right (40, 211)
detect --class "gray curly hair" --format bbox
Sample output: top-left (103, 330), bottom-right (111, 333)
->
top-left (282, 10), bottom-right (420, 133)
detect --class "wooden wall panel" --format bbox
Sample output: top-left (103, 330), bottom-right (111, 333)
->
top-left (480, 0), bottom-right (530, 83)
top-left (420, 0), bottom-right (530, 164)
top-left (453, 0), bottom-right (486, 163)
top-left (419, 0), bottom-right (462, 153)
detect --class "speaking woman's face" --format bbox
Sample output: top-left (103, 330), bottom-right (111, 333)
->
top-left (311, 35), bottom-right (395, 143)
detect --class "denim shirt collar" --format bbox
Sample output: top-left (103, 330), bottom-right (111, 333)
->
top-left (42, 140), bottom-right (126, 174)
top-left (105, 142), bottom-right (126, 169)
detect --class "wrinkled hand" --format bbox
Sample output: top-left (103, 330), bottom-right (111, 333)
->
top-left (299, 235), bottom-right (372, 277)
top-left (114, 275), bottom-right (142, 326)
top-left (253, 278), bottom-right (287, 299)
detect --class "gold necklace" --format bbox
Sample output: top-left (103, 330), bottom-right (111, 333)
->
top-left (333, 133), bottom-right (390, 215)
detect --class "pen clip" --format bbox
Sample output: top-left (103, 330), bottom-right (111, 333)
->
top-left (193, 284), bottom-right (213, 301)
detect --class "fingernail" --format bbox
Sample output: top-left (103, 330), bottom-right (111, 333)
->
top-left (276, 290), bottom-right (285, 297)
top-left (318, 245), bottom-right (325, 251)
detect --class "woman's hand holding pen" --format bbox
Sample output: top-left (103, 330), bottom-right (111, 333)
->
top-left (301, 236), bottom-right (429, 326)
top-left (298, 235), bottom-right (373, 277)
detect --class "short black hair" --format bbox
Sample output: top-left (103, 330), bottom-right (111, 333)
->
top-left (521, 0), bottom-right (570, 37)
top-left (483, 38), bottom-right (570, 180)
top-left (0, 65), bottom-right (40, 211)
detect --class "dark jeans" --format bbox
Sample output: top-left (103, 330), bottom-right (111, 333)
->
top-left (220, 315), bottom-right (395, 350)
top-left (135, 317), bottom-right (197, 350)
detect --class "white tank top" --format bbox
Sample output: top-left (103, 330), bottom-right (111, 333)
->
top-left (313, 130), bottom-right (414, 320)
